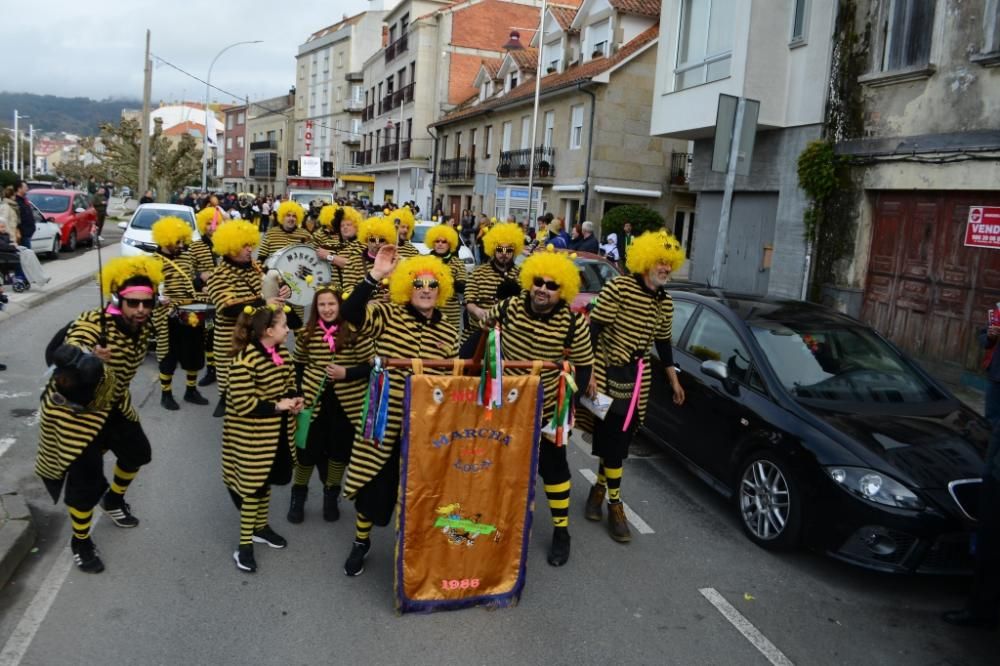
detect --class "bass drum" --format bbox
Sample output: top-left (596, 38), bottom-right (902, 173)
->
top-left (263, 243), bottom-right (332, 306)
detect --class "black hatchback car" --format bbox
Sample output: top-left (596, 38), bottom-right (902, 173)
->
top-left (643, 287), bottom-right (990, 574)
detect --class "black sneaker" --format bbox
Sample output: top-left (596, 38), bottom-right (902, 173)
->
top-left (100, 494), bottom-right (140, 528)
top-left (212, 393), bottom-right (226, 418)
top-left (198, 367), bottom-right (217, 387)
top-left (546, 527), bottom-right (571, 567)
top-left (287, 485), bottom-right (307, 524)
top-left (160, 391), bottom-right (180, 410)
top-left (71, 537), bottom-right (105, 574)
top-left (183, 386), bottom-right (210, 405)
top-left (344, 539), bottom-right (371, 576)
top-left (233, 545), bottom-right (257, 573)
top-left (252, 525), bottom-right (287, 549)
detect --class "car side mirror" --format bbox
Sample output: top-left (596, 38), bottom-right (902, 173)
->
top-left (117, 221), bottom-right (127, 230)
top-left (700, 360), bottom-right (739, 395)
top-left (75, 207), bottom-right (86, 214)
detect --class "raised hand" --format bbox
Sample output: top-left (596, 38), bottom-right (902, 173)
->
top-left (371, 244), bottom-right (399, 281)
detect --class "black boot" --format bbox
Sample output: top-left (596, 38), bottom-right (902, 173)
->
top-left (323, 486), bottom-right (340, 522)
top-left (212, 392), bottom-right (226, 418)
top-left (287, 485), bottom-right (307, 524)
top-left (160, 391), bottom-right (180, 411)
top-left (198, 366), bottom-right (217, 386)
top-left (184, 386), bottom-right (210, 405)
top-left (546, 527), bottom-right (571, 567)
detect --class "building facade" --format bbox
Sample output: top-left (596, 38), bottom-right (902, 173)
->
top-left (433, 0), bottom-right (684, 233)
top-left (245, 91), bottom-right (296, 196)
top-left (222, 104), bottom-right (248, 193)
top-left (650, 0), bottom-right (837, 298)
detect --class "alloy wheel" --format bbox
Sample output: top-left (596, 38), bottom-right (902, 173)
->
top-left (739, 459), bottom-right (790, 541)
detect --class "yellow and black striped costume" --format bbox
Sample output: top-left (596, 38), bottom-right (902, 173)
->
top-left (188, 238), bottom-right (217, 277)
top-left (36, 310), bottom-right (152, 504)
top-left (341, 248), bottom-right (387, 301)
top-left (295, 324), bottom-right (374, 426)
top-left (310, 227), bottom-right (340, 252)
top-left (432, 251), bottom-right (467, 334)
top-left (205, 259), bottom-right (263, 391)
top-left (395, 240), bottom-right (419, 259)
top-left (466, 262), bottom-right (520, 311)
top-left (342, 291), bottom-right (458, 525)
top-left (256, 225), bottom-right (314, 265)
top-left (152, 252), bottom-right (206, 361)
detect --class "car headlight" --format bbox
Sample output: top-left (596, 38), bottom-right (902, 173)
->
top-left (824, 466), bottom-right (925, 510)
top-left (123, 237), bottom-right (140, 247)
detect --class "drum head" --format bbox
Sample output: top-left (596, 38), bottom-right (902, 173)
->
top-left (265, 244), bottom-right (332, 306)
top-left (178, 303), bottom-right (215, 313)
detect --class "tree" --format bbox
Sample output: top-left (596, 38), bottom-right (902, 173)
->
top-left (599, 204), bottom-right (665, 238)
top-left (72, 118), bottom-right (201, 202)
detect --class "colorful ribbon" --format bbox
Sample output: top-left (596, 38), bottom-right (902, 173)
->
top-left (477, 325), bottom-right (503, 419)
top-left (263, 344), bottom-right (285, 366)
top-left (548, 360), bottom-right (577, 447)
top-left (360, 359), bottom-right (391, 448)
top-left (621, 358), bottom-right (645, 432)
top-left (318, 320), bottom-right (338, 352)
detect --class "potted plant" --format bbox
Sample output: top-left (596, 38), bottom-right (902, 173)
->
top-left (516, 164), bottom-right (528, 178)
top-left (537, 160), bottom-right (551, 177)
top-left (497, 163), bottom-right (511, 178)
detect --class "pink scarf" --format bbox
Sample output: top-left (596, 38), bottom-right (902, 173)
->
top-left (263, 344), bottom-right (285, 366)
top-left (318, 320), bottom-right (338, 352)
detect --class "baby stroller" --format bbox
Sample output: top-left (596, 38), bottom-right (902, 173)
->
top-left (0, 250), bottom-right (30, 293)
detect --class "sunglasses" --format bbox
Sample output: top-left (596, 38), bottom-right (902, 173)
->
top-left (412, 279), bottom-right (440, 290)
top-left (369, 237), bottom-right (387, 244)
top-left (532, 277), bottom-right (560, 291)
top-left (495, 247), bottom-right (515, 255)
top-left (123, 297), bottom-right (154, 309)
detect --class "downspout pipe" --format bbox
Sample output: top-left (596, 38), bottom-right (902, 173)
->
top-left (578, 82), bottom-right (597, 225)
top-left (427, 125), bottom-right (439, 216)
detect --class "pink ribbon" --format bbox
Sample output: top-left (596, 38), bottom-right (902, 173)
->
top-left (263, 344), bottom-right (285, 366)
top-left (622, 358), bottom-right (645, 432)
top-left (318, 321), bottom-right (338, 352)
top-left (105, 304), bottom-right (122, 315)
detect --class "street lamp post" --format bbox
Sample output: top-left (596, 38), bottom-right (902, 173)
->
top-left (202, 40), bottom-right (262, 191)
top-left (386, 104), bottom-right (402, 204)
top-left (13, 110), bottom-right (29, 177)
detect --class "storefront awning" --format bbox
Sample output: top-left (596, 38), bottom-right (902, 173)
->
top-left (341, 174), bottom-right (375, 183)
top-left (594, 185), bottom-right (662, 198)
top-left (552, 184), bottom-right (585, 192)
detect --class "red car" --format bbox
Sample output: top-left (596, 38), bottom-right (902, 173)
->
top-left (515, 249), bottom-right (622, 313)
top-left (26, 189), bottom-right (97, 251)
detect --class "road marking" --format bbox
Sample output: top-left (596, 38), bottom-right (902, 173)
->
top-left (0, 438), bottom-right (14, 459)
top-left (577, 468), bottom-right (655, 534)
top-left (0, 516), bottom-right (101, 666)
top-left (699, 587), bottom-right (794, 666)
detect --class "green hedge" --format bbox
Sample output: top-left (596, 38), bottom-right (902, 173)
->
top-left (599, 204), bottom-right (664, 238)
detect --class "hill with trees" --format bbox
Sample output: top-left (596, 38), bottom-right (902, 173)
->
top-left (0, 92), bottom-right (142, 136)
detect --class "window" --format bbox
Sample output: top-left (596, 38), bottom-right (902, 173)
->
top-left (675, 0), bottom-right (735, 90)
top-left (352, 118), bottom-right (362, 135)
top-left (791, 0), bottom-right (809, 43)
top-left (543, 40), bottom-right (563, 73)
top-left (484, 125), bottom-right (493, 157)
top-left (456, 131), bottom-right (462, 157)
top-left (337, 51), bottom-right (344, 68)
top-left (225, 159), bottom-right (232, 175)
top-left (982, 0), bottom-right (1000, 55)
top-left (236, 159), bottom-right (243, 172)
top-left (470, 128), bottom-right (478, 157)
top-left (501, 121), bottom-right (512, 152)
top-left (336, 86), bottom-right (342, 102)
top-left (684, 309), bottom-right (751, 385)
top-left (441, 135), bottom-right (448, 161)
top-left (398, 68), bottom-right (407, 87)
top-left (670, 301), bottom-right (697, 346)
top-left (569, 104), bottom-right (584, 150)
top-left (352, 85), bottom-right (364, 103)
top-left (588, 19), bottom-right (610, 59)
top-left (877, 0), bottom-right (936, 72)
top-left (520, 116), bottom-right (531, 149)
top-left (237, 136), bottom-right (244, 149)
top-left (226, 115), bottom-right (234, 130)
top-left (226, 137), bottom-right (232, 150)
top-left (507, 71), bottom-right (519, 92)
top-left (543, 111), bottom-right (554, 148)
top-left (297, 126), bottom-right (304, 140)
top-left (237, 112), bottom-right (245, 125)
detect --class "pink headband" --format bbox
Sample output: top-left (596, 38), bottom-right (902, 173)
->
top-left (119, 286), bottom-right (154, 296)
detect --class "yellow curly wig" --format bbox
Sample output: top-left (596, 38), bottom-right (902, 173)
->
top-left (389, 255), bottom-right (454, 307)
top-left (211, 220), bottom-right (261, 257)
top-left (276, 200), bottom-right (305, 226)
top-left (317, 203), bottom-right (340, 228)
top-left (390, 206), bottom-right (416, 238)
top-left (151, 216), bottom-right (193, 249)
top-left (341, 206), bottom-right (364, 227)
top-left (483, 222), bottom-right (525, 257)
top-left (360, 216), bottom-right (397, 244)
top-left (100, 255), bottom-right (164, 297)
top-left (519, 250), bottom-right (580, 302)
top-left (625, 230), bottom-right (686, 274)
top-left (424, 224), bottom-right (459, 253)
top-left (195, 206), bottom-right (226, 235)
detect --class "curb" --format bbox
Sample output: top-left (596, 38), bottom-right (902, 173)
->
top-left (0, 272), bottom-right (98, 323)
top-left (0, 492), bottom-right (36, 591)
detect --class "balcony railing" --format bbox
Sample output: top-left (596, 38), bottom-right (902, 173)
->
top-left (363, 104), bottom-right (374, 121)
top-left (345, 99), bottom-right (365, 112)
top-left (401, 139), bottom-right (411, 160)
top-left (669, 151), bottom-right (692, 188)
top-left (439, 156), bottom-right (475, 183)
top-left (348, 150), bottom-right (369, 167)
top-left (382, 94), bottom-right (394, 114)
top-left (249, 139), bottom-right (278, 151)
top-left (342, 134), bottom-right (361, 145)
top-left (496, 146), bottom-right (556, 179)
top-left (384, 32), bottom-right (408, 63)
top-left (379, 143), bottom-right (399, 163)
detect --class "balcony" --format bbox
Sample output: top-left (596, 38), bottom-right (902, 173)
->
top-left (382, 94), bottom-right (395, 114)
top-left (342, 133), bottom-right (361, 145)
top-left (439, 156), bottom-right (475, 183)
top-left (384, 32), bottom-right (408, 64)
top-left (669, 151), bottom-right (692, 189)
top-left (249, 139), bottom-right (278, 151)
top-left (379, 143), bottom-right (399, 163)
top-left (345, 99), bottom-right (365, 113)
top-left (346, 71), bottom-right (363, 82)
top-left (401, 139), bottom-right (411, 160)
top-left (496, 147), bottom-right (556, 180)
top-left (363, 104), bottom-right (374, 121)
top-left (393, 82), bottom-right (414, 107)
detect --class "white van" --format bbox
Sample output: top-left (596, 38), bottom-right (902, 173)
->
top-left (287, 190), bottom-right (334, 208)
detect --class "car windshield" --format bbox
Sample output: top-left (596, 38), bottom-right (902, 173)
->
top-left (578, 259), bottom-right (617, 293)
top-left (130, 208), bottom-right (195, 230)
top-left (751, 320), bottom-right (942, 404)
top-left (291, 193), bottom-right (332, 206)
top-left (27, 194), bottom-right (70, 213)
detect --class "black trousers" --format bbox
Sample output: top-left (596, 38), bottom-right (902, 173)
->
top-left (298, 386), bottom-right (354, 467)
top-left (159, 318), bottom-right (206, 375)
top-left (538, 436), bottom-right (571, 486)
top-left (592, 410), bottom-right (640, 468)
top-left (64, 408), bottom-right (151, 509)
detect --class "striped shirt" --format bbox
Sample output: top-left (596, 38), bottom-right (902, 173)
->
top-left (188, 238), bottom-right (217, 277)
top-left (293, 321), bottom-right (374, 424)
top-left (257, 226), bottom-right (314, 265)
top-left (467, 261), bottom-right (520, 309)
top-left (432, 251), bottom-right (467, 334)
top-left (205, 259), bottom-right (263, 388)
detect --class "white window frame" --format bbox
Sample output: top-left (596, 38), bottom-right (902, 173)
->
top-left (226, 137), bottom-right (233, 150)
top-left (984, 0), bottom-right (1000, 54)
top-left (226, 115), bottom-right (234, 130)
top-left (569, 105), bottom-right (583, 150)
top-left (237, 136), bottom-right (244, 149)
top-left (236, 112), bottom-right (245, 125)
top-left (543, 110), bottom-right (554, 148)
top-left (674, 0), bottom-right (735, 91)
top-left (587, 19), bottom-right (611, 60)
top-left (520, 116), bottom-right (531, 150)
top-left (790, 0), bottom-right (809, 45)
top-left (876, 0), bottom-right (937, 73)
top-left (501, 121), bottom-right (512, 152)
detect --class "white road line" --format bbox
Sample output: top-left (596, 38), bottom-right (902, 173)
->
top-left (0, 438), bottom-right (14, 459)
top-left (577, 468), bottom-right (655, 534)
top-left (699, 587), bottom-right (794, 666)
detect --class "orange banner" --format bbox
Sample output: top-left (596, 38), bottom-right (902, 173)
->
top-left (396, 373), bottom-right (543, 613)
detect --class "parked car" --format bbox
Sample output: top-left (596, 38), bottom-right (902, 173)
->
top-left (119, 204), bottom-right (198, 257)
top-left (25, 201), bottom-right (63, 258)
top-left (514, 249), bottom-right (620, 313)
top-left (119, 186), bottom-right (133, 200)
top-left (26, 189), bottom-right (97, 252)
top-left (642, 286), bottom-right (990, 574)
top-left (411, 221), bottom-right (476, 273)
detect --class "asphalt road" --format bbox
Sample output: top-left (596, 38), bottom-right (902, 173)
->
top-left (0, 283), bottom-right (994, 665)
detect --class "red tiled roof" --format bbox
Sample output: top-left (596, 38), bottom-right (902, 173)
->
top-left (434, 24), bottom-right (658, 127)
top-left (162, 121), bottom-right (204, 138)
top-left (550, 6), bottom-right (579, 31)
top-left (481, 57), bottom-right (504, 80)
top-left (511, 48), bottom-right (539, 73)
top-left (450, 0), bottom-right (542, 51)
top-left (609, 0), bottom-right (660, 18)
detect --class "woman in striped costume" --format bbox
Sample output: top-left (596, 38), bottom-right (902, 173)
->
top-left (288, 286), bottom-right (374, 523)
top-left (340, 250), bottom-right (458, 577)
top-left (425, 223), bottom-right (466, 335)
top-left (190, 206), bottom-right (224, 386)
top-left (341, 216), bottom-right (395, 302)
top-left (582, 231), bottom-right (686, 542)
top-left (35, 256), bottom-right (163, 573)
top-left (224, 304), bottom-right (303, 573)
top-left (150, 217), bottom-right (210, 410)
top-left (390, 205), bottom-right (419, 258)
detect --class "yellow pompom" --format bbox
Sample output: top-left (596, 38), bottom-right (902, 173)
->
top-left (187, 313), bottom-right (199, 327)
top-left (381, 278), bottom-right (389, 286)
top-left (570, 252), bottom-right (578, 259)
top-left (546, 243), bottom-right (554, 251)
top-left (267, 303), bottom-right (277, 312)
top-left (243, 305), bottom-right (254, 315)
top-left (431, 215), bottom-right (437, 222)
top-left (305, 275), bottom-right (314, 284)
top-left (282, 305), bottom-right (291, 313)
top-left (383, 208), bottom-right (390, 215)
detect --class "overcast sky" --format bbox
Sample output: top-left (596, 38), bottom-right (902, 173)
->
top-left (9, 0), bottom-right (373, 103)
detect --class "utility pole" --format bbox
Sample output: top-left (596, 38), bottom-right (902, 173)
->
top-left (13, 110), bottom-right (18, 177)
top-left (29, 124), bottom-right (34, 178)
top-left (139, 29), bottom-right (153, 197)
top-left (709, 98), bottom-right (745, 287)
